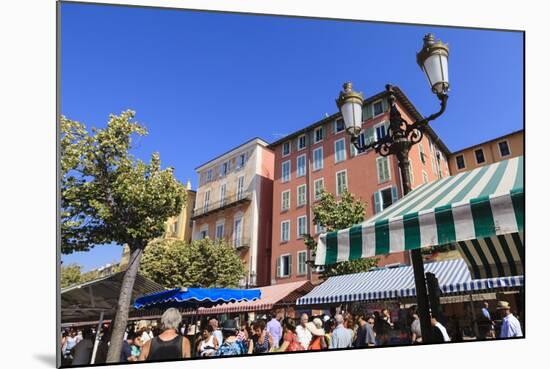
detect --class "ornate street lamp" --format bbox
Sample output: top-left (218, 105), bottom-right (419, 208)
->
top-left (336, 33), bottom-right (450, 344)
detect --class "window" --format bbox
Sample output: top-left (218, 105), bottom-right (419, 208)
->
top-left (334, 138), bottom-right (347, 163)
top-left (376, 156), bottom-right (391, 183)
top-left (233, 217), bottom-right (243, 247)
top-left (297, 184), bottom-right (307, 206)
top-left (419, 143), bottom-right (426, 165)
top-left (435, 152), bottom-right (443, 179)
top-left (351, 130), bottom-right (367, 157)
top-left (297, 216), bottom-right (308, 238)
top-left (375, 123), bottom-right (388, 141)
top-left (314, 178), bottom-right (324, 201)
top-left (374, 187), bottom-right (398, 213)
top-left (297, 134), bottom-right (306, 150)
top-left (315, 223), bottom-right (326, 234)
top-left (220, 161), bottom-right (230, 176)
top-left (237, 176), bottom-right (245, 200)
top-left (282, 141), bottom-right (291, 156)
top-left (334, 118), bottom-right (345, 133)
top-left (474, 148), bottom-right (486, 164)
top-left (215, 222), bottom-right (224, 239)
top-left (206, 169), bottom-right (213, 182)
top-left (277, 254), bottom-right (291, 277)
top-left (314, 126), bottom-right (324, 143)
top-left (199, 225), bottom-right (209, 240)
top-left (297, 251), bottom-right (307, 275)
top-left (373, 100), bottom-right (384, 116)
top-left (219, 184), bottom-right (227, 207)
top-left (456, 155), bottom-right (465, 170)
top-left (281, 190), bottom-right (290, 211)
top-left (498, 141), bottom-right (511, 157)
top-left (236, 153), bottom-right (247, 169)
top-left (336, 170), bottom-right (348, 195)
top-left (422, 171), bottom-right (429, 184)
top-left (281, 160), bottom-right (291, 182)
top-left (297, 154), bottom-right (306, 177)
top-left (203, 190), bottom-right (210, 212)
top-left (313, 147), bottom-right (323, 171)
top-left (429, 137), bottom-right (434, 154)
top-left (281, 220), bottom-right (290, 242)
top-left (407, 162), bottom-right (414, 185)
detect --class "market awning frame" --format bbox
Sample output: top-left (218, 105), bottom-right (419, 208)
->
top-left (314, 157), bottom-right (524, 274)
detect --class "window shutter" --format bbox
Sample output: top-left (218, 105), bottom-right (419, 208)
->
top-left (363, 103), bottom-right (373, 120)
top-left (276, 256), bottom-right (281, 277)
top-left (350, 141), bottom-right (357, 157)
top-left (382, 98), bottom-right (389, 114)
top-left (374, 191), bottom-right (382, 214)
top-left (288, 255), bottom-right (292, 276)
top-left (384, 121), bottom-right (391, 136)
top-left (377, 158), bottom-right (384, 182)
top-left (391, 186), bottom-right (399, 204)
top-left (365, 127), bottom-right (375, 145)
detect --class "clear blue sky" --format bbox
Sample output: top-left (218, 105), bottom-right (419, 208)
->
top-left (60, 2), bottom-right (523, 271)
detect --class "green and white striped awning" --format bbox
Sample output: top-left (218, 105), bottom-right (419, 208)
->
top-left (314, 156), bottom-right (524, 276)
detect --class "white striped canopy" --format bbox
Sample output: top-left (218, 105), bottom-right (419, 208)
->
top-left (297, 259), bottom-right (523, 305)
top-left (314, 156), bottom-right (524, 275)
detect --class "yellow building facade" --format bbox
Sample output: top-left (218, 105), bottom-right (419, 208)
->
top-left (449, 129), bottom-right (523, 175)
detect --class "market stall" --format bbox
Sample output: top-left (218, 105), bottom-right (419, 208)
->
top-left (191, 280), bottom-right (314, 319)
top-left (314, 156), bottom-right (523, 280)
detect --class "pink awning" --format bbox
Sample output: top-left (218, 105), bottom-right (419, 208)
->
top-left (190, 281), bottom-right (313, 315)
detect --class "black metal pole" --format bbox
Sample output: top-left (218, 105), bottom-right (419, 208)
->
top-left (395, 126), bottom-right (433, 344)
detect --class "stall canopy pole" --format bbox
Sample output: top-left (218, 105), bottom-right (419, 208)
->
top-left (90, 310), bottom-right (104, 365)
top-left (468, 295), bottom-right (479, 339)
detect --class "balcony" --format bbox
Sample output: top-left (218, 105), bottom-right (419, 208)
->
top-left (192, 191), bottom-right (252, 220)
top-left (233, 237), bottom-right (251, 250)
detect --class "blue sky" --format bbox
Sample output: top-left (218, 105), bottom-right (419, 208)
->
top-left (60, 3), bottom-right (523, 271)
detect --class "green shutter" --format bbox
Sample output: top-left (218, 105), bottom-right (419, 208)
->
top-left (363, 103), bottom-right (373, 120)
top-left (366, 126), bottom-right (375, 145)
top-left (288, 254), bottom-right (293, 276)
top-left (276, 256), bottom-right (281, 277)
top-left (391, 186), bottom-right (399, 203)
top-left (374, 191), bottom-right (382, 214)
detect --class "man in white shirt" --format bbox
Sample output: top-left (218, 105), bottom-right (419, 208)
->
top-left (295, 313), bottom-right (312, 349)
top-left (497, 301), bottom-right (523, 338)
top-left (209, 318), bottom-right (224, 345)
top-left (431, 316), bottom-right (451, 342)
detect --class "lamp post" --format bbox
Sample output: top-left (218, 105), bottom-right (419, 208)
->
top-left (336, 33), bottom-right (449, 343)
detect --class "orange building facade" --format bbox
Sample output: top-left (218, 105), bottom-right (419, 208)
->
top-left (268, 87), bottom-right (452, 285)
top-left (192, 138), bottom-right (274, 287)
top-left (449, 129), bottom-right (523, 175)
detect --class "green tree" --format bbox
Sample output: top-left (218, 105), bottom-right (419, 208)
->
top-left (139, 238), bottom-right (246, 289)
top-left (60, 111), bottom-right (186, 363)
top-left (304, 190), bottom-right (378, 279)
top-left (60, 263), bottom-right (83, 288)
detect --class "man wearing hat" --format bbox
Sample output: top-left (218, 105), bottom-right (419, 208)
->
top-left (497, 301), bottom-right (523, 338)
top-left (215, 319), bottom-right (247, 356)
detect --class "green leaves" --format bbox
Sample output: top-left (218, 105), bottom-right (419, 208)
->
top-left (305, 190), bottom-right (378, 279)
top-left (60, 111), bottom-right (186, 254)
top-left (139, 238), bottom-right (246, 289)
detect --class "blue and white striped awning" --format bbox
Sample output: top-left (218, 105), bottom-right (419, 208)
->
top-left (297, 259), bottom-right (523, 305)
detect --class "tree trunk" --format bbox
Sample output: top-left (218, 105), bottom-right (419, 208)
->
top-left (106, 244), bottom-right (144, 363)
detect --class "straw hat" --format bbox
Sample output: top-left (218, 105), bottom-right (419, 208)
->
top-left (306, 321), bottom-right (325, 336)
top-left (496, 301), bottom-right (511, 310)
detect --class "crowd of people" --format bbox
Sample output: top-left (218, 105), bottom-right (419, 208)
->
top-left (60, 300), bottom-right (523, 366)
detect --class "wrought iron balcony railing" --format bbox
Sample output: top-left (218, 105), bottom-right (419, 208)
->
top-left (192, 191), bottom-right (252, 219)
